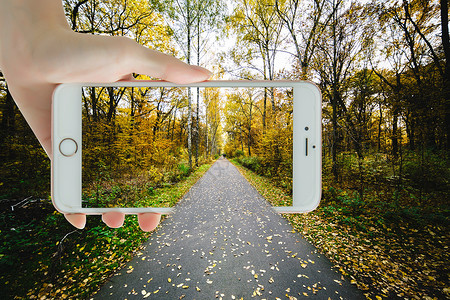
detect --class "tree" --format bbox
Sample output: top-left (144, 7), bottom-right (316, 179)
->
top-left (275, 0), bottom-right (333, 79)
top-left (226, 89), bottom-right (259, 156)
top-left (229, 0), bottom-right (284, 129)
top-left (192, 0), bottom-right (224, 165)
top-left (224, 96), bottom-right (246, 155)
top-left (203, 88), bottom-right (222, 157)
top-left (372, 0), bottom-right (446, 150)
top-left (160, 0), bottom-right (224, 168)
top-left (64, 0), bottom-right (154, 35)
top-left (313, 0), bottom-right (366, 179)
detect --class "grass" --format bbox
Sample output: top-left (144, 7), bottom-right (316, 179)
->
top-left (231, 158), bottom-right (292, 207)
top-left (0, 163), bottom-right (212, 300)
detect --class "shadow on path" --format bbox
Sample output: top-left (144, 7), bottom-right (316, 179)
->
top-left (93, 158), bottom-right (364, 299)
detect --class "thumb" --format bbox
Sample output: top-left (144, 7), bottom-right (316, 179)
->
top-left (44, 34), bottom-right (212, 84)
top-left (126, 41), bottom-right (212, 84)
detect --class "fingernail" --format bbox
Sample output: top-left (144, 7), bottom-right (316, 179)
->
top-left (102, 211), bottom-right (125, 228)
top-left (64, 213), bottom-right (86, 229)
top-left (138, 213), bottom-right (161, 232)
top-left (192, 65), bottom-right (213, 77)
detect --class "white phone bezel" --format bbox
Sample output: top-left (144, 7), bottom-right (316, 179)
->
top-left (52, 80), bottom-right (321, 215)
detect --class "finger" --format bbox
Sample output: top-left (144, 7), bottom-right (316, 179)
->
top-left (41, 34), bottom-right (212, 84)
top-left (118, 73), bottom-right (135, 81)
top-left (138, 213), bottom-right (161, 232)
top-left (102, 211), bottom-right (125, 228)
top-left (64, 213), bottom-right (86, 229)
top-left (128, 45), bottom-right (212, 84)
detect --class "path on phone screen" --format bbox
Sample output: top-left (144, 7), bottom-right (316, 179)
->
top-left (92, 158), bottom-right (364, 299)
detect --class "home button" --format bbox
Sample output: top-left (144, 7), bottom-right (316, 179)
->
top-left (59, 138), bottom-right (78, 157)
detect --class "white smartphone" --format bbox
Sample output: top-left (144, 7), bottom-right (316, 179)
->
top-left (52, 80), bottom-right (321, 215)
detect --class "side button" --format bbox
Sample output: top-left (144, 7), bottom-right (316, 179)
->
top-left (59, 138), bottom-right (78, 157)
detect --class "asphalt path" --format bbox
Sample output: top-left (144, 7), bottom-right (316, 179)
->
top-left (92, 158), bottom-right (364, 299)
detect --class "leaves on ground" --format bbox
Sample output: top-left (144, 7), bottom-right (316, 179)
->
top-left (0, 164), bottom-right (211, 299)
top-left (234, 161), bottom-right (449, 300)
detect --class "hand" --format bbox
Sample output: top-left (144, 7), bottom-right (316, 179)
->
top-left (0, 0), bottom-right (211, 231)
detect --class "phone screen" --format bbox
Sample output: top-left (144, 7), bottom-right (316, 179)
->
top-left (81, 86), bottom-right (293, 209)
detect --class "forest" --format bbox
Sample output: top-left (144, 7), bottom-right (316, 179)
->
top-left (0, 0), bottom-right (449, 299)
top-left (82, 86), bottom-right (231, 208)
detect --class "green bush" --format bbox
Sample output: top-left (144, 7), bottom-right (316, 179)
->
top-left (235, 150), bottom-right (244, 157)
top-left (402, 150), bottom-right (450, 194)
top-left (238, 156), bottom-right (261, 173)
top-left (177, 163), bottom-right (190, 178)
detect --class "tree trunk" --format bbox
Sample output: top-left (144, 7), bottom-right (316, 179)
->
top-left (205, 112), bottom-right (209, 158)
top-left (377, 100), bottom-right (383, 152)
top-left (90, 87), bottom-right (98, 121)
top-left (70, 0), bottom-right (89, 30)
top-left (195, 89), bottom-right (200, 166)
top-left (263, 88), bottom-right (267, 131)
top-left (240, 124), bottom-right (244, 153)
top-left (441, 0), bottom-right (450, 149)
top-left (331, 90), bottom-right (339, 180)
top-left (171, 107), bottom-right (177, 142)
top-left (195, 14), bottom-right (201, 166)
top-left (166, 110), bottom-right (172, 139)
top-left (392, 106), bottom-right (399, 159)
top-left (248, 100), bottom-right (252, 156)
top-left (106, 87), bottom-right (116, 122)
top-left (186, 0), bottom-right (193, 169)
top-left (331, 2), bottom-right (339, 180)
top-left (188, 88), bottom-right (192, 169)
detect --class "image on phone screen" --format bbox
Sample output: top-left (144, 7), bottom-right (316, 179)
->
top-left (80, 86), bottom-right (294, 209)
